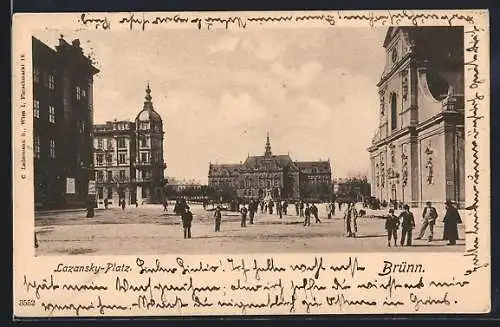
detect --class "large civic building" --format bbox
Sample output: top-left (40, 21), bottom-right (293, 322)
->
top-left (32, 36), bottom-right (99, 210)
top-left (208, 134), bottom-right (332, 202)
top-left (367, 27), bottom-right (465, 208)
top-left (93, 84), bottom-right (166, 207)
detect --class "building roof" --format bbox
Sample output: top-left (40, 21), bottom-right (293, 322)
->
top-left (295, 161), bottom-right (332, 174)
top-left (208, 134), bottom-right (331, 177)
top-left (208, 163), bottom-right (242, 176)
top-left (136, 83), bottom-right (163, 124)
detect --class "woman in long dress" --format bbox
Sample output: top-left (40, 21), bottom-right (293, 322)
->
top-left (442, 200), bottom-right (462, 245)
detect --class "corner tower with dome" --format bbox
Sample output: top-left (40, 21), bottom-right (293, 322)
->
top-left (134, 83), bottom-right (167, 204)
top-left (93, 83), bottom-right (166, 207)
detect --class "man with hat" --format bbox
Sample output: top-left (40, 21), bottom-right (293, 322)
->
top-left (214, 206), bottom-right (222, 232)
top-left (416, 201), bottom-right (438, 241)
top-left (399, 204), bottom-right (415, 246)
top-left (181, 207), bottom-right (193, 239)
top-left (442, 200), bottom-right (462, 245)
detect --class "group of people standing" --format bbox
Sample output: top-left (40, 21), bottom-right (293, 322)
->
top-left (384, 200), bottom-right (463, 247)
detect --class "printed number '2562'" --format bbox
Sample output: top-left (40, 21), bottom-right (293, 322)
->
top-left (19, 299), bottom-right (35, 306)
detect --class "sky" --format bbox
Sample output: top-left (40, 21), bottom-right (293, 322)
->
top-left (35, 27), bottom-right (387, 184)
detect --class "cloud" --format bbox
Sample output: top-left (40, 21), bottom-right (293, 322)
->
top-left (207, 36), bottom-right (240, 54)
top-left (216, 92), bottom-right (268, 126)
top-left (271, 61), bottom-right (323, 89)
top-left (240, 36), bottom-right (286, 61)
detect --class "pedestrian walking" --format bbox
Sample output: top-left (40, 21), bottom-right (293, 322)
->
top-left (277, 201), bottom-right (283, 219)
top-left (344, 202), bottom-right (358, 237)
top-left (240, 205), bottom-right (248, 227)
top-left (214, 206), bottom-right (222, 232)
top-left (299, 201), bottom-right (305, 217)
top-left (268, 200), bottom-right (274, 214)
top-left (399, 204), bottom-right (415, 246)
top-left (248, 200), bottom-right (256, 224)
top-left (182, 207), bottom-right (193, 239)
top-left (104, 198), bottom-right (109, 209)
top-left (311, 203), bottom-right (321, 223)
top-left (416, 201), bottom-right (438, 241)
top-left (34, 232), bottom-right (39, 248)
top-left (295, 201), bottom-right (300, 216)
top-left (304, 203), bottom-right (311, 226)
top-left (283, 201), bottom-right (288, 215)
top-left (385, 208), bottom-right (399, 247)
top-left (121, 198), bottom-right (126, 210)
top-left (260, 201), bottom-right (265, 214)
top-left (442, 200), bottom-right (462, 245)
top-left (163, 199), bottom-right (168, 212)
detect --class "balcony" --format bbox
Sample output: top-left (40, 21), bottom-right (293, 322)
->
top-left (131, 177), bottom-right (153, 183)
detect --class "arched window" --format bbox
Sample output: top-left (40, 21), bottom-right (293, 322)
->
top-left (390, 92), bottom-right (397, 131)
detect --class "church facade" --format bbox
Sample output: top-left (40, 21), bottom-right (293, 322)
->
top-left (208, 135), bottom-right (332, 202)
top-left (367, 27), bottom-right (465, 208)
top-left (93, 84), bottom-right (166, 207)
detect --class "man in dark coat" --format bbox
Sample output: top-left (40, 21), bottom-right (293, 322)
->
top-left (385, 208), bottom-right (399, 247)
top-left (248, 200), bottom-right (256, 224)
top-left (311, 203), bottom-right (320, 223)
top-left (399, 204), bottom-right (415, 246)
top-left (304, 204), bottom-right (311, 226)
top-left (240, 205), bottom-right (248, 227)
top-left (214, 206), bottom-right (222, 232)
top-left (276, 201), bottom-right (283, 219)
top-left (443, 200), bottom-right (462, 245)
top-left (181, 207), bottom-right (193, 239)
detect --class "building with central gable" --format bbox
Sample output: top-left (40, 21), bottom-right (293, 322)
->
top-left (208, 134), bottom-right (332, 202)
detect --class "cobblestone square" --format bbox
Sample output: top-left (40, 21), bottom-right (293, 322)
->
top-left (35, 204), bottom-right (465, 256)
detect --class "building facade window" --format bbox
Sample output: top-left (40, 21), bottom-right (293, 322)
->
top-left (49, 105), bottom-right (55, 123)
top-left (106, 154), bottom-right (113, 165)
top-left (49, 139), bottom-right (56, 159)
top-left (390, 93), bottom-right (397, 131)
top-left (107, 139), bottom-right (113, 150)
top-left (76, 86), bottom-right (81, 100)
top-left (107, 171), bottom-right (113, 182)
top-left (34, 135), bottom-right (40, 158)
top-left (97, 187), bottom-right (103, 199)
top-left (140, 152), bottom-right (149, 163)
top-left (118, 153), bottom-right (126, 164)
top-left (117, 138), bottom-right (126, 149)
top-left (96, 170), bottom-right (104, 181)
top-left (96, 154), bottom-right (104, 166)
top-left (48, 74), bottom-right (55, 90)
top-left (140, 136), bottom-right (148, 148)
top-left (34, 99), bottom-right (40, 118)
top-left (107, 187), bottom-right (113, 199)
top-left (97, 138), bottom-right (103, 149)
top-left (33, 67), bottom-right (40, 83)
top-left (119, 170), bottom-right (126, 180)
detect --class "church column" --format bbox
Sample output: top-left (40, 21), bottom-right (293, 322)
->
top-left (409, 135), bottom-right (419, 207)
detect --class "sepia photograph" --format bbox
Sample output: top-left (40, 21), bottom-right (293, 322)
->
top-left (12, 10), bottom-right (491, 317)
top-left (31, 25), bottom-right (467, 255)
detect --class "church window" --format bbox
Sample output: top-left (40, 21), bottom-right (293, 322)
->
top-left (390, 93), bottom-right (397, 130)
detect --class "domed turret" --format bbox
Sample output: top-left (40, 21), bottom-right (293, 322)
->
top-left (136, 82), bottom-right (163, 132)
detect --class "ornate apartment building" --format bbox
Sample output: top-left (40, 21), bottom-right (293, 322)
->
top-left (208, 134), bottom-right (332, 202)
top-left (367, 27), bottom-right (465, 208)
top-left (93, 84), bottom-right (166, 207)
top-left (32, 36), bottom-right (99, 210)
